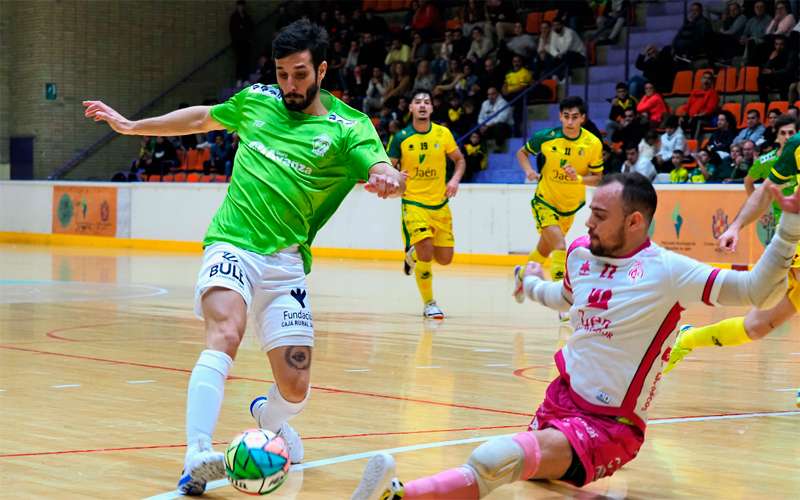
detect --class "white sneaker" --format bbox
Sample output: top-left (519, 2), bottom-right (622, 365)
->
top-left (403, 247), bottom-right (416, 275)
top-left (178, 449), bottom-right (225, 496)
top-left (558, 311), bottom-right (570, 323)
top-left (512, 265), bottom-right (525, 303)
top-left (352, 453), bottom-right (403, 500)
top-left (250, 396), bottom-right (304, 464)
top-left (423, 300), bottom-right (445, 319)
top-left (276, 421), bottom-right (304, 464)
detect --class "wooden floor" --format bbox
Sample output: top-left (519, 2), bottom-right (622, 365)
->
top-left (0, 243), bottom-right (798, 499)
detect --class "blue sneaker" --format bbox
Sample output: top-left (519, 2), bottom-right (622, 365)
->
top-left (177, 450), bottom-right (225, 495)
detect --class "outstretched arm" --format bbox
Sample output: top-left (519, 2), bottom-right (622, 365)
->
top-left (521, 262), bottom-right (573, 312)
top-left (83, 101), bottom-right (222, 136)
top-left (717, 186), bottom-right (800, 308)
top-left (719, 179), bottom-right (779, 251)
top-left (365, 162), bottom-right (406, 199)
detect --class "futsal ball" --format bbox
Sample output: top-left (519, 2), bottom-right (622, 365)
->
top-left (225, 428), bottom-right (290, 495)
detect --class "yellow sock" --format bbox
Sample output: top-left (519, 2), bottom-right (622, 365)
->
top-left (528, 249), bottom-right (547, 265)
top-left (550, 249), bottom-right (566, 281)
top-left (415, 260), bottom-right (434, 304)
top-left (680, 317), bottom-right (751, 349)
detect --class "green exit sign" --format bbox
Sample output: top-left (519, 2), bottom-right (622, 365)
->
top-left (45, 83), bottom-right (57, 100)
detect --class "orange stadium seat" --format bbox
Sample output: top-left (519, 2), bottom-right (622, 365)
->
top-left (162, 174), bottom-right (175, 182)
top-left (212, 175), bottom-right (229, 183)
top-left (147, 174), bottom-right (161, 182)
top-left (666, 70), bottom-right (693, 96)
top-left (176, 149), bottom-right (188, 170)
top-left (740, 101), bottom-right (765, 128)
top-left (185, 149), bottom-right (201, 170)
top-left (543, 9), bottom-right (558, 22)
top-left (767, 100), bottom-right (789, 115)
top-left (198, 148), bottom-right (211, 168)
top-left (187, 173), bottom-right (201, 182)
top-left (526, 12), bottom-right (543, 34)
top-left (674, 103), bottom-right (687, 116)
top-left (721, 102), bottom-right (741, 126)
top-left (540, 79), bottom-right (557, 102)
top-left (173, 172), bottom-right (187, 182)
top-left (794, 100), bottom-right (800, 110)
top-left (685, 139), bottom-right (698, 152)
top-left (445, 18), bottom-right (463, 30)
top-left (200, 174), bottom-right (212, 182)
top-left (731, 66), bottom-right (760, 93)
top-left (718, 67), bottom-right (738, 94)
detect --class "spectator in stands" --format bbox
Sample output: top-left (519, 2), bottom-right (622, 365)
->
top-left (716, 0), bottom-right (747, 61)
top-left (346, 66), bottom-right (367, 110)
top-left (733, 109), bottom-right (766, 145)
top-left (788, 106), bottom-right (800, 119)
top-left (478, 87), bottom-right (513, 150)
top-left (131, 136), bottom-right (155, 179)
top-left (453, 62), bottom-right (480, 100)
top-left (743, 0), bottom-right (773, 64)
top-left (621, 143), bottom-right (657, 180)
top-left (207, 134), bottom-right (232, 176)
top-left (602, 143), bottom-right (624, 174)
top-left (152, 136), bottom-right (179, 175)
top-left (454, 98), bottom-right (478, 138)
top-left (655, 115), bottom-right (687, 173)
top-left (413, 60), bottom-right (436, 93)
top-left (758, 35), bottom-right (795, 102)
top-left (502, 55), bottom-right (533, 136)
top-left (451, 26), bottom-right (471, 61)
top-left (707, 110), bottom-right (738, 154)
top-left (385, 38), bottom-right (411, 67)
top-left (461, 0), bottom-right (485, 37)
top-left (480, 57), bottom-right (506, 95)
top-left (638, 130), bottom-right (660, 162)
top-left (723, 139), bottom-right (755, 182)
top-left (345, 39), bottom-right (360, 78)
top-left (230, 0), bottom-right (253, 84)
top-left (433, 59), bottom-right (463, 96)
top-left (383, 62), bottom-right (412, 108)
top-left (502, 21), bottom-right (537, 65)
top-left (328, 41), bottom-right (347, 91)
top-left (759, 108), bottom-right (782, 147)
top-left (410, 31), bottom-right (433, 64)
top-left (683, 71), bottom-right (719, 137)
top-left (535, 21), bottom-right (553, 79)
top-left (669, 150), bottom-right (689, 183)
top-left (636, 81), bottom-right (668, 125)
top-left (612, 108), bottom-right (647, 146)
top-left (433, 30), bottom-right (455, 78)
top-left (485, 0), bottom-right (517, 41)
top-left (632, 44), bottom-right (676, 96)
top-left (358, 32), bottom-right (386, 75)
top-left (462, 131), bottom-right (488, 182)
top-left (546, 19), bottom-right (587, 81)
top-left (693, 147), bottom-right (723, 182)
top-left (410, 0), bottom-right (442, 39)
top-left (766, 1), bottom-right (795, 35)
top-left (673, 2), bottom-right (712, 59)
top-left (392, 96), bottom-right (411, 126)
top-left (467, 26), bottom-right (494, 63)
top-left (363, 67), bottom-right (390, 114)
top-left (606, 82), bottom-right (638, 138)
top-left (585, 0), bottom-right (627, 45)
top-left (363, 9), bottom-right (389, 37)
top-left (349, 9), bottom-right (369, 36)
top-left (446, 94), bottom-right (463, 129)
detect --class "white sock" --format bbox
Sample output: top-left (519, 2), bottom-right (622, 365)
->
top-left (185, 349), bottom-right (232, 463)
top-left (257, 384), bottom-right (309, 433)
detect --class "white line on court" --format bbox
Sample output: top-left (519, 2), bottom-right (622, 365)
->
top-left (473, 348), bottom-right (496, 352)
top-left (774, 387), bottom-right (800, 392)
top-left (416, 365), bottom-right (441, 369)
top-left (52, 384), bottom-right (81, 389)
top-left (485, 363), bottom-right (510, 367)
top-left (144, 410), bottom-right (800, 500)
top-left (344, 369), bottom-right (370, 373)
top-left (127, 380), bottom-right (156, 384)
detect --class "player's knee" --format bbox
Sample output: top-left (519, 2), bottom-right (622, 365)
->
top-left (207, 318), bottom-right (244, 350)
top-left (434, 252), bottom-right (453, 265)
top-left (466, 436), bottom-right (525, 496)
top-left (281, 376), bottom-right (310, 403)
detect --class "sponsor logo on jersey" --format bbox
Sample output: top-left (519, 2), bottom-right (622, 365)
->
top-left (311, 134), bottom-right (332, 157)
top-left (209, 262), bottom-right (245, 287)
top-left (579, 260), bottom-right (591, 276)
top-left (281, 309), bottom-right (313, 329)
top-left (595, 390), bottom-right (611, 404)
top-left (290, 288), bottom-right (307, 308)
top-left (253, 120), bottom-right (265, 128)
top-left (640, 371), bottom-right (662, 412)
top-left (249, 84), bottom-right (282, 100)
top-left (248, 141), bottom-right (312, 175)
top-left (578, 309), bottom-right (613, 339)
top-left (327, 112), bottom-right (355, 127)
top-left (628, 260), bottom-right (644, 283)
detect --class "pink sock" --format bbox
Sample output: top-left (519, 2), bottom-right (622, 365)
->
top-left (512, 432), bottom-right (542, 480)
top-left (404, 466), bottom-right (480, 499)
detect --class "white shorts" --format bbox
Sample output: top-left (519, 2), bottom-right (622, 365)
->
top-left (194, 242), bottom-right (314, 351)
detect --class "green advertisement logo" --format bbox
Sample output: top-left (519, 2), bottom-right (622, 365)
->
top-left (57, 194), bottom-right (73, 228)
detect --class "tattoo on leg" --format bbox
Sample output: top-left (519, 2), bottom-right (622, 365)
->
top-left (285, 346), bottom-right (311, 370)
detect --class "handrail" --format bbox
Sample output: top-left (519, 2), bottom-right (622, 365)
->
top-left (49, 13), bottom-right (276, 180)
top-left (456, 62), bottom-right (569, 145)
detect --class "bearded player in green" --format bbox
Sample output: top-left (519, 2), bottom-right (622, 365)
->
top-left (84, 19), bottom-right (405, 495)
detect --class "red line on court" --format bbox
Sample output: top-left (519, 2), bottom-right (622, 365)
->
top-left (0, 344), bottom-right (532, 417)
top-left (45, 322), bottom-right (120, 342)
top-left (0, 425), bottom-right (524, 458)
top-left (512, 365), bottom-right (552, 382)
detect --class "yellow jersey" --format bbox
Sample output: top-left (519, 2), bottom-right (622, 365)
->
top-left (388, 122), bottom-right (458, 207)
top-left (524, 127), bottom-right (603, 214)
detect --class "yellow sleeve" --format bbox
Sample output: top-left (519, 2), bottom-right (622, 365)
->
top-left (443, 127), bottom-right (458, 154)
top-left (588, 139), bottom-right (604, 173)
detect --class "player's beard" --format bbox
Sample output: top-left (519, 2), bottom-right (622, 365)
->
top-left (283, 77), bottom-right (319, 112)
top-left (589, 226), bottom-right (626, 257)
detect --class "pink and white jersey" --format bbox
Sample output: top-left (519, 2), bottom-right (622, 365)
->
top-left (557, 236), bottom-right (727, 430)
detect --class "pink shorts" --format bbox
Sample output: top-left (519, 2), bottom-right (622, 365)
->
top-left (530, 377), bottom-right (644, 486)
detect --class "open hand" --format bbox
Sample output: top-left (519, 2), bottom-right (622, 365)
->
top-left (82, 100), bottom-right (133, 134)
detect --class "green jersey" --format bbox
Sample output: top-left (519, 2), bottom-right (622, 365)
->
top-left (205, 84), bottom-right (389, 273)
top-left (761, 143), bottom-right (799, 221)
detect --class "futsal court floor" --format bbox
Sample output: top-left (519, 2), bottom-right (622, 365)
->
top-left (0, 243), bottom-right (798, 499)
